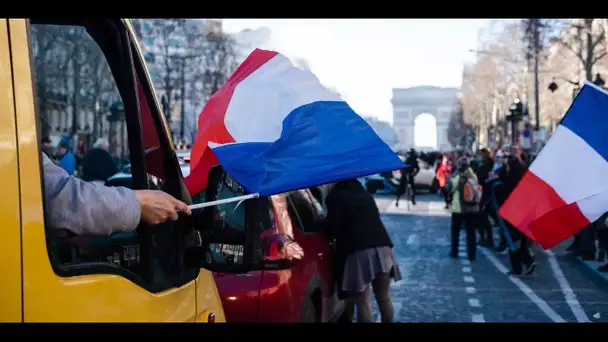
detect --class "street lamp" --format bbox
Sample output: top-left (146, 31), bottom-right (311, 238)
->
top-left (506, 99), bottom-right (524, 145)
top-left (548, 76), bottom-right (580, 93)
top-left (593, 73), bottom-right (605, 87)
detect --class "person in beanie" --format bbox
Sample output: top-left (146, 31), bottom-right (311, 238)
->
top-left (446, 157), bottom-right (480, 261)
top-left (324, 179), bottom-right (402, 323)
top-left (56, 136), bottom-right (76, 176)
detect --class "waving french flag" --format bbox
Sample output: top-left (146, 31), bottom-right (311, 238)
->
top-left (184, 49), bottom-right (403, 196)
top-left (499, 81), bottom-right (608, 249)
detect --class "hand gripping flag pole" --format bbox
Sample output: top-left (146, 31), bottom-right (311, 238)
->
top-left (188, 193), bottom-right (260, 211)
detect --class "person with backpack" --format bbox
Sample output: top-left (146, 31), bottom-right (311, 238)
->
top-left (446, 158), bottom-right (481, 261)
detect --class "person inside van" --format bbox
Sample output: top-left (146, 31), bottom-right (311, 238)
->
top-left (43, 152), bottom-right (191, 236)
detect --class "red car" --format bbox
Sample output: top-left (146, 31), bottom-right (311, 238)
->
top-left (206, 170), bottom-right (344, 322)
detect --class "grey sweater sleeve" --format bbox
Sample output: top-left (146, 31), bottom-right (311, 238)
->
top-left (42, 153), bottom-right (141, 236)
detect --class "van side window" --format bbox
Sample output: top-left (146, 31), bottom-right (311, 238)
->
top-left (207, 172), bottom-right (247, 265)
top-left (29, 21), bottom-right (193, 292)
top-left (211, 173), bottom-right (246, 235)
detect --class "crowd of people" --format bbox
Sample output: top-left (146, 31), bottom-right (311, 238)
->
top-left (430, 146), bottom-right (537, 275)
top-left (429, 145), bottom-right (608, 275)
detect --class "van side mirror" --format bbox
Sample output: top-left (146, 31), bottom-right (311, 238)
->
top-left (184, 166), bottom-right (260, 273)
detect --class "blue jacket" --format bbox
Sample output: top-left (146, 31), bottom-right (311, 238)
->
top-left (58, 151), bottom-right (76, 176)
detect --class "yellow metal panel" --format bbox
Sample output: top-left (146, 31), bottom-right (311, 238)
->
top-left (0, 18), bottom-right (24, 323)
top-left (9, 18), bottom-right (199, 322)
top-left (195, 272), bottom-right (227, 322)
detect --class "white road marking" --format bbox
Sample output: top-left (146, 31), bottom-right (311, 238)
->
top-left (480, 248), bottom-right (566, 323)
top-left (464, 276), bottom-right (475, 283)
top-left (545, 250), bottom-right (590, 323)
top-left (472, 313), bottom-right (485, 323)
top-left (462, 267), bottom-right (472, 273)
top-left (407, 234), bottom-right (418, 245)
top-left (428, 201), bottom-right (447, 213)
top-left (461, 259), bottom-right (471, 265)
top-left (465, 286), bottom-right (477, 294)
top-left (436, 237), bottom-right (449, 246)
top-left (468, 298), bottom-right (481, 308)
top-left (459, 246), bottom-right (466, 251)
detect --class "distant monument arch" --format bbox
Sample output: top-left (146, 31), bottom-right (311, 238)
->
top-left (391, 86), bottom-right (459, 151)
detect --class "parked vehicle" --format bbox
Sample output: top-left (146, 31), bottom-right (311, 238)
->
top-left (1, 18), bottom-right (291, 322)
top-left (361, 158), bottom-right (438, 195)
top-left (178, 156), bottom-right (344, 322)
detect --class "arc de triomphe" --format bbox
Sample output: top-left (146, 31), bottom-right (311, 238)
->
top-left (391, 86), bottom-right (459, 151)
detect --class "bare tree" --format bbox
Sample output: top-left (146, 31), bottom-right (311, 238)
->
top-left (133, 19), bottom-right (187, 123)
top-left (133, 19), bottom-right (239, 142)
top-left (460, 21), bottom-right (529, 147)
top-left (529, 19), bottom-right (607, 82)
top-left (447, 98), bottom-right (473, 148)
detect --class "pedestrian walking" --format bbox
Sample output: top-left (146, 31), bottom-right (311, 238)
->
top-left (324, 179), bottom-right (402, 323)
top-left (396, 149), bottom-right (419, 207)
top-left (489, 150), bottom-right (508, 253)
top-left (473, 148), bottom-right (495, 248)
top-left (503, 146), bottom-right (536, 275)
top-left (436, 154), bottom-right (453, 209)
top-left (446, 158), bottom-right (481, 261)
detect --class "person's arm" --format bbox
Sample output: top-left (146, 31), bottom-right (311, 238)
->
top-left (43, 153), bottom-right (141, 236)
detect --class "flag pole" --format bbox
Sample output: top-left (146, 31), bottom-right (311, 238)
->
top-left (188, 193), bottom-right (260, 210)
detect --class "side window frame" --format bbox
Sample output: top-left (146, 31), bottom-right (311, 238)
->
top-left (129, 26), bottom-right (190, 202)
top-left (27, 19), bottom-right (192, 294)
top-left (285, 192), bottom-right (306, 232)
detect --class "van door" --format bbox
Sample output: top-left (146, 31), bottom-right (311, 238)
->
top-left (9, 18), bottom-right (197, 322)
top-left (126, 21), bottom-right (225, 323)
top-left (0, 19), bottom-right (23, 322)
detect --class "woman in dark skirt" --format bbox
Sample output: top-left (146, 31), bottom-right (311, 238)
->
top-left (324, 179), bottom-right (403, 323)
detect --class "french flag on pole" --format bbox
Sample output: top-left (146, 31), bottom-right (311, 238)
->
top-left (499, 81), bottom-right (608, 249)
top-left (184, 49), bottom-right (403, 196)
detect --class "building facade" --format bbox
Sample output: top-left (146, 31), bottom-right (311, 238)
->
top-left (363, 116), bottom-right (397, 150)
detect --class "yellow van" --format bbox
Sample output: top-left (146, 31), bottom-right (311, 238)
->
top-left (0, 18), bottom-right (264, 322)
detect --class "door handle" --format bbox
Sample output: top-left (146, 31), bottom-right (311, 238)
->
top-left (236, 273), bottom-right (255, 277)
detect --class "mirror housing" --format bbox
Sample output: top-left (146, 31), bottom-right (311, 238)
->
top-left (185, 166), bottom-right (261, 274)
top-left (256, 234), bottom-right (304, 270)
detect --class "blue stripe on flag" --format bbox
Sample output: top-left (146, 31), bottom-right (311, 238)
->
top-left (561, 83), bottom-right (608, 162)
top-left (213, 100), bottom-right (404, 196)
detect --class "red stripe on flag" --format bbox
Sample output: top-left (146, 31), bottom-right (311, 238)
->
top-left (186, 49), bottom-right (279, 195)
top-left (528, 201), bottom-right (591, 249)
top-left (498, 171), bottom-right (590, 249)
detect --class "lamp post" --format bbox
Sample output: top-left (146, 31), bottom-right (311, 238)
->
top-left (549, 73), bottom-right (605, 100)
top-left (506, 99), bottom-right (524, 145)
top-left (593, 73), bottom-right (605, 87)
